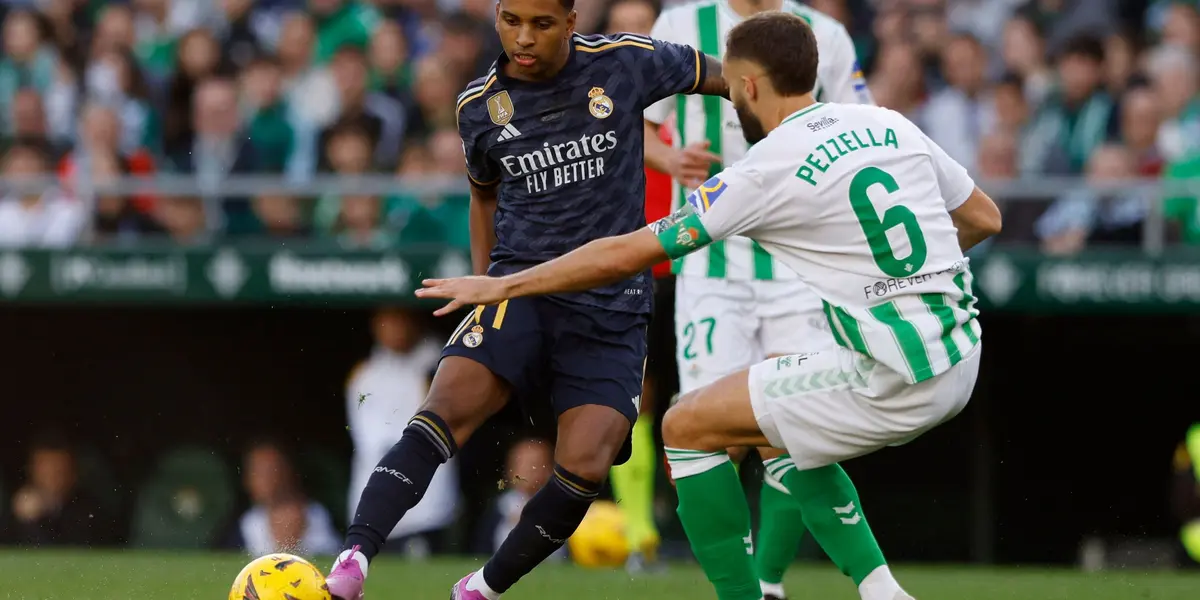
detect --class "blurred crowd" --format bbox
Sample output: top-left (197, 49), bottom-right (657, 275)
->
top-left (0, 0), bottom-right (1198, 253)
top-left (0, 305), bottom-right (569, 557)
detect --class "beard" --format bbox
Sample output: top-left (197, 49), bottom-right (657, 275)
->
top-left (734, 100), bottom-right (767, 145)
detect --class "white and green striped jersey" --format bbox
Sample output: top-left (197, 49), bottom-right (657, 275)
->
top-left (645, 0), bottom-right (872, 281)
top-left (651, 103), bottom-right (981, 384)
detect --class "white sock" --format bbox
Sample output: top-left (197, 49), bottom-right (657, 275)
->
top-left (466, 568), bottom-right (501, 600)
top-left (332, 548), bottom-right (369, 578)
top-left (760, 580), bottom-right (786, 598)
top-left (858, 565), bottom-right (905, 600)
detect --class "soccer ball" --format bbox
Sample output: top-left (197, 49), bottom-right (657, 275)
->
top-left (229, 553), bottom-right (331, 600)
top-left (567, 500), bottom-right (629, 568)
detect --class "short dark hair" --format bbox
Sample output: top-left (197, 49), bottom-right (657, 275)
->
top-left (996, 70), bottom-right (1024, 91)
top-left (560, 0), bottom-right (575, 9)
top-left (726, 12), bottom-right (818, 96)
top-left (1058, 34), bottom-right (1106, 64)
top-left (333, 43), bottom-right (368, 64)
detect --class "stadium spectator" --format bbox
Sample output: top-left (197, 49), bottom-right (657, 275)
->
top-left (1036, 144), bottom-right (1145, 254)
top-left (1020, 34), bottom-right (1116, 176)
top-left (160, 28), bottom-right (229, 159)
top-left (88, 148), bottom-right (164, 243)
top-left (867, 42), bottom-right (925, 118)
top-left (239, 55), bottom-right (308, 178)
top-left (345, 306), bottom-right (456, 558)
top-left (0, 9), bottom-right (58, 137)
top-left (275, 12), bottom-right (340, 130)
top-left (252, 194), bottom-right (310, 239)
top-left (1118, 85), bottom-right (1167, 176)
top-left (1144, 43), bottom-right (1200, 163)
top-left (171, 76), bottom-right (259, 235)
top-left (1000, 15), bottom-right (1055, 107)
top-left (439, 12), bottom-right (487, 85)
top-left (921, 32), bottom-right (993, 173)
top-left (4, 89), bottom-right (61, 159)
top-left (309, 0), bottom-right (380, 66)
top-left (0, 139), bottom-right (85, 247)
top-left (6, 430), bottom-right (112, 547)
top-left (228, 439), bottom-right (340, 557)
top-left (216, 0), bottom-right (267, 71)
top-left (475, 437), bottom-right (558, 556)
top-left (320, 45), bottom-right (405, 171)
top-left (366, 19), bottom-right (415, 108)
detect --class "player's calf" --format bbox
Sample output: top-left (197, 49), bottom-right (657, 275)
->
top-left (663, 372), bottom-right (773, 600)
top-left (330, 357), bottom-right (509, 599)
top-left (463, 405), bottom-right (630, 598)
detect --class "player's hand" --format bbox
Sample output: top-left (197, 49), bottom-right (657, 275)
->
top-left (416, 276), bottom-right (510, 316)
top-left (670, 141), bottom-right (722, 189)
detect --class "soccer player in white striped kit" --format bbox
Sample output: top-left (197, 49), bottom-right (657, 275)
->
top-left (417, 12), bottom-right (1001, 600)
top-left (643, 1), bottom-right (875, 598)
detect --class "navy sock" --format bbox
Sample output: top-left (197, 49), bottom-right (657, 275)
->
top-left (482, 465), bottom-right (601, 592)
top-left (343, 411), bottom-right (457, 561)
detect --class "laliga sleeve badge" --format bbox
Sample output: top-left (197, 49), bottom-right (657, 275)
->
top-left (463, 325), bottom-right (484, 348)
top-left (588, 87), bottom-right (613, 119)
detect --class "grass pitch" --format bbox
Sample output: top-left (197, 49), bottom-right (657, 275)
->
top-left (3, 550), bottom-right (1198, 600)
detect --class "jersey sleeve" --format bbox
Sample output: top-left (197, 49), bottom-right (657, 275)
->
top-left (820, 24), bottom-right (873, 105)
top-left (457, 113), bottom-right (501, 187)
top-left (921, 128), bottom-right (975, 211)
top-left (636, 35), bottom-right (706, 108)
top-left (642, 15), bottom-right (679, 124)
top-left (647, 168), bottom-right (765, 259)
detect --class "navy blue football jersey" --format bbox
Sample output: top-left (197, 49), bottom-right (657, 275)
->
top-left (457, 32), bottom-right (706, 314)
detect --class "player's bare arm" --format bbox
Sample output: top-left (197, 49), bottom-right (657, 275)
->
top-left (698, 54), bottom-right (730, 99)
top-left (468, 183), bottom-right (500, 275)
top-left (950, 187), bottom-right (1002, 251)
top-left (418, 228), bottom-right (666, 316)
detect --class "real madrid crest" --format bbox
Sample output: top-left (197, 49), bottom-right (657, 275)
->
top-left (463, 325), bottom-right (484, 348)
top-left (588, 87), bottom-right (613, 120)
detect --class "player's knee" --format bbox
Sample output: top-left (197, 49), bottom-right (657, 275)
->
top-left (556, 407), bottom-right (630, 481)
top-left (725, 445), bottom-right (751, 464)
top-left (661, 393), bottom-right (703, 450)
top-left (556, 439), bottom-right (620, 482)
top-left (663, 391), bottom-right (728, 452)
top-left (422, 358), bottom-right (509, 447)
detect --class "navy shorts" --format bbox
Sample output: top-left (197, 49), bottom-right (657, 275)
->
top-left (441, 296), bottom-right (649, 465)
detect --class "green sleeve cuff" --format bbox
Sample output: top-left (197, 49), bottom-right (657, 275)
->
top-left (651, 210), bottom-right (714, 260)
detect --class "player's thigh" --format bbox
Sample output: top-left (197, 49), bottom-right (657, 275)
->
top-left (748, 348), bottom-right (894, 471)
top-left (674, 276), bottom-right (758, 395)
top-left (435, 298), bottom-right (543, 445)
top-left (547, 302), bottom-right (647, 474)
top-left (753, 279), bottom-right (836, 356)
top-left (662, 369), bottom-right (771, 452)
top-left (749, 347), bottom-right (980, 470)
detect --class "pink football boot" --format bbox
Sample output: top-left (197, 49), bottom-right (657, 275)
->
top-left (449, 573), bottom-right (492, 600)
top-left (325, 546), bottom-right (366, 600)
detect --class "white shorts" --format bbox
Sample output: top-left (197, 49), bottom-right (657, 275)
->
top-left (748, 345), bottom-right (982, 471)
top-left (674, 275), bottom-right (831, 394)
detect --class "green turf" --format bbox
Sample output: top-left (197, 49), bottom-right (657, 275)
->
top-left (2, 550), bottom-right (1199, 600)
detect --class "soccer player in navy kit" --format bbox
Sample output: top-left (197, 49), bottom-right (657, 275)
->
top-left (324, 0), bottom-right (729, 598)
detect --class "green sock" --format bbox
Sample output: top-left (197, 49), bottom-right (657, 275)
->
top-left (610, 416), bottom-right (659, 552)
top-left (666, 448), bottom-right (760, 600)
top-left (778, 461), bottom-right (886, 585)
top-left (756, 456), bottom-right (807, 586)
